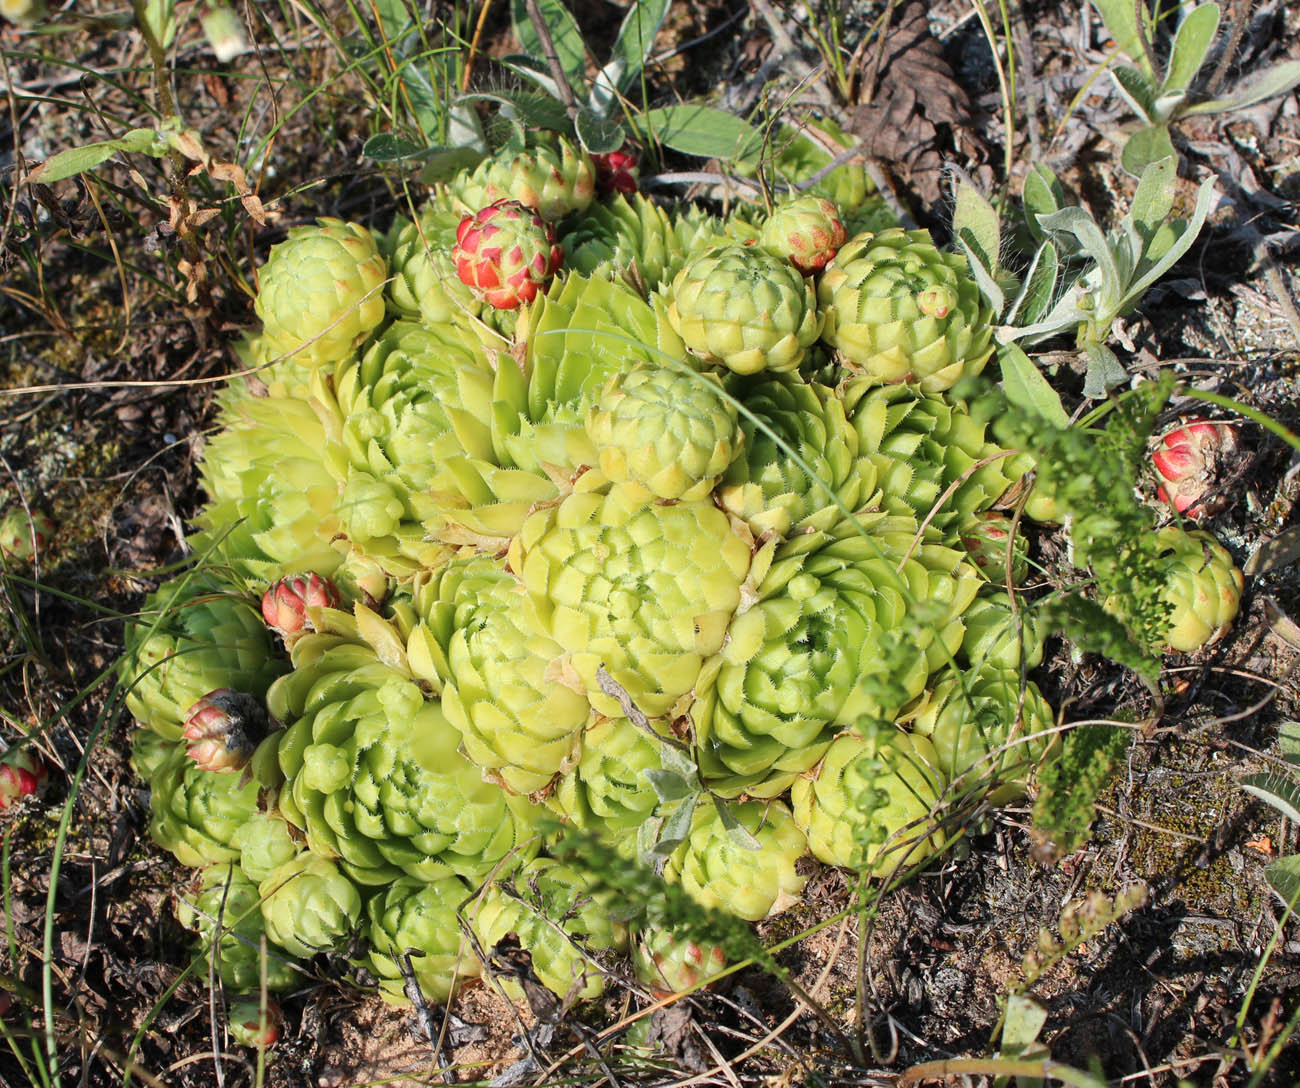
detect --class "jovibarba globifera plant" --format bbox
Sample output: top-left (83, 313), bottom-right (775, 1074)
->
top-left (111, 124), bottom-right (1248, 1036)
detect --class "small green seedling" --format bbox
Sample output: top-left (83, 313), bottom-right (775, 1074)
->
top-left (1090, 0), bottom-right (1300, 174)
top-left (469, 0), bottom-right (764, 168)
top-left (950, 156), bottom-right (1213, 396)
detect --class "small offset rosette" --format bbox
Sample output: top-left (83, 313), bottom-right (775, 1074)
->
top-left (453, 200), bottom-right (563, 311)
top-left (759, 194), bottom-right (847, 274)
top-left (1151, 420), bottom-right (1238, 520)
top-left (260, 572), bottom-right (341, 646)
top-left (0, 747), bottom-right (47, 811)
top-left (181, 689), bottom-right (272, 774)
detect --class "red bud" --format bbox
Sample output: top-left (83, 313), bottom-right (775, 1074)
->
top-left (261, 573), bottom-right (340, 640)
top-left (1152, 421), bottom-right (1238, 520)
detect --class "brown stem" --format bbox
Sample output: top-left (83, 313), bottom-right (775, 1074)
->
top-left (521, 0), bottom-right (580, 122)
top-left (1207, 0), bottom-right (1255, 96)
top-left (462, 0), bottom-right (496, 93)
top-left (1133, 0), bottom-right (1159, 83)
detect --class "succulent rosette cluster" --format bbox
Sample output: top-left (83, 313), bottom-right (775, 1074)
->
top-left (117, 136), bottom-right (1242, 1015)
top-left (174, 864), bottom-right (299, 991)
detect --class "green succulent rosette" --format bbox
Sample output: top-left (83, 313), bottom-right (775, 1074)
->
top-left (175, 864), bottom-right (299, 991)
top-left (449, 134), bottom-right (595, 221)
top-left (587, 365), bottom-right (741, 502)
top-left (692, 523), bottom-right (970, 798)
top-left (550, 715), bottom-right (668, 840)
top-left (424, 274), bottom-right (686, 551)
top-left (268, 630), bottom-right (538, 884)
top-left (664, 800), bottom-right (807, 921)
top-left (508, 488), bottom-right (753, 719)
top-left (717, 375), bottom-right (880, 540)
top-left (365, 876), bottom-right (480, 1005)
top-left (561, 192), bottom-right (683, 291)
top-left (844, 380), bottom-right (1030, 540)
top-left (258, 851), bottom-right (363, 959)
top-left (1151, 527), bottom-right (1243, 653)
top-left (121, 574), bottom-right (285, 741)
top-left (515, 273), bottom-right (687, 414)
top-left (667, 245), bottom-right (823, 375)
top-left (191, 379), bottom-right (344, 586)
top-left (231, 811), bottom-right (301, 884)
top-left (792, 729), bottom-right (947, 876)
top-left (561, 194), bottom-right (738, 294)
top-left (819, 228), bottom-right (993, 392)
top-left (907, 667), bottom-right (1057, 804)
top-left (384, 201), bottom-right (483, 327)
top-left (415, 556), bottom-right (592, 794)
top-left (473, 857), bottom-right (628, 1001)
top-left (147, 742), bottom-right (262, 868)
top-left (959, 593), bottom-right (1045, 672)
top-left (312, 319), bottom-right (496, 577)
top-left (254, 217), bottom-right (388, 369)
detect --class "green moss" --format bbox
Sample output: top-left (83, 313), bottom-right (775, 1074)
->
top-left (1128, 766), bottom-right (1253, 919)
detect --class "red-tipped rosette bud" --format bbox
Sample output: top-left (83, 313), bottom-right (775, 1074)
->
top-left (1152, 420), bottom-right (1238, 520)
top-left (0, 748), bottom-right (47, 811)
top-left (0, 508), bottom-right (55, 562)
top-left (759, 195), bottom-right (848, 274)
top-left (592, 146), bottom-right (639, 197)
top-left (181, 690), bottom-right (271, 774)
top-left (917, 284), bottom-right (958, 319)
top-left (958, 512), bottom-right (1030, 586)
top-left (228, 998), bottom-right (281, 1048)
top-left (632, 929), bottom-right (728, 997)
top-left (453, 200), bottom-right (564, 310)
top-left (260, 573), bottom-right (340, 642)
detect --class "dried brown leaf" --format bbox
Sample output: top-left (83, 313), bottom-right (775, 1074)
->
top-left (846, 2), bottom-right (989, 206)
